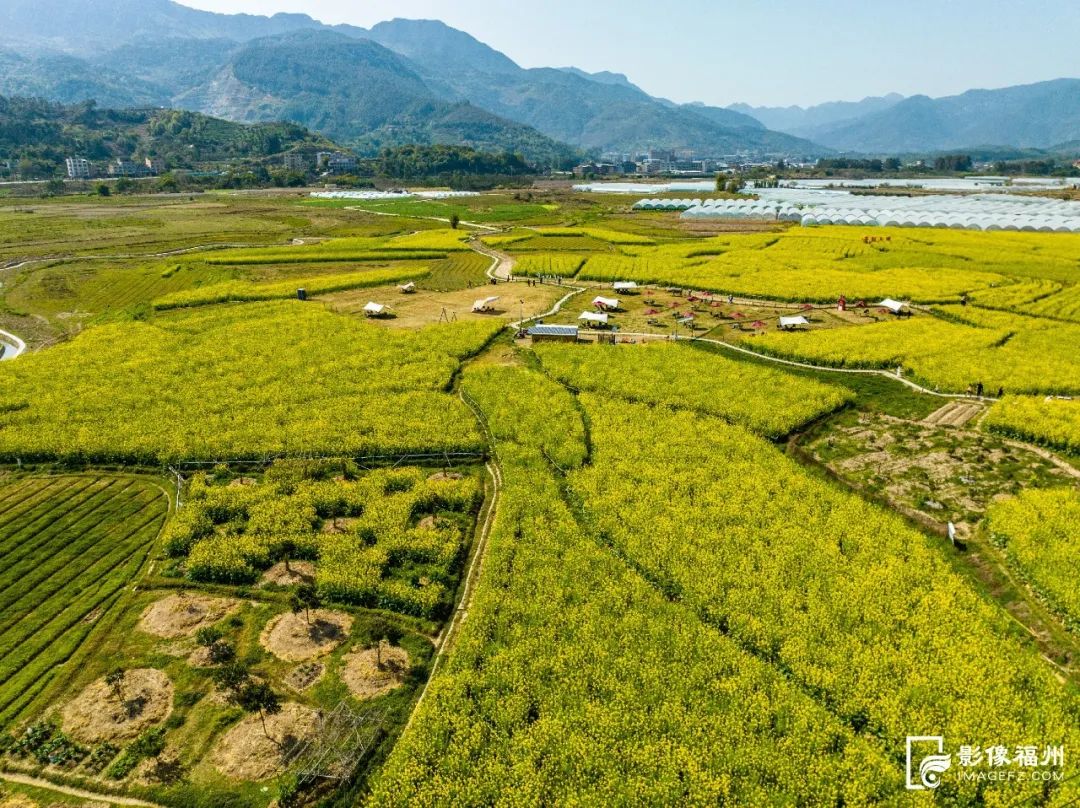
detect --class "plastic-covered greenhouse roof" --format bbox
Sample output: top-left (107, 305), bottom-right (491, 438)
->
top-left (655, 187), bottom-right (1080, 233)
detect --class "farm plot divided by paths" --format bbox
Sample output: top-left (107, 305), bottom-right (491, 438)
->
top-left (0, 474), bottom-right (168, 728)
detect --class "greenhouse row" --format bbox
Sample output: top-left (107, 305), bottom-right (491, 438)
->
top-left (639, 190), bottom-right (1080, 233)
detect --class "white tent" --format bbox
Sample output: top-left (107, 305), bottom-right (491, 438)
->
top-left (579, 311), bottom-right (609, 325)
top-left (363, 302), bottom-right (386, 316)
top-left (473, 296), bottom-right (500, 312)
top-left (779, 315), bottom-right (810, 329)
top-left (398, 281), bottom-right (416, 293)
top-left (592, 296), bottom-right (620, 310)
top-left (877, 298), bottom-right (907, 314)
top-left (613, 281), bottom-right (638, 291)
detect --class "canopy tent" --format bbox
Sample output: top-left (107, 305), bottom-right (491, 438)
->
top-left (398, 281), bottom-right (417, 293)
top-left (779, 315), bottom-right (810, 329)
top-left (592, 296), bottom-right (620, 310)
top-left (877, 298), bottom-right (908, 314)
top-left (578, 311), bottom-right (609, 325)
top-left (613, 281), bottom-right (638, 291)
top-left (473, 296), bottom-right (500, 312)
top-left (363, 302), bottom-right (386, 316)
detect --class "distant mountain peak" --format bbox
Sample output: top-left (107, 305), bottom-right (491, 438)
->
top-left (558, 67), bottom-right (637, 89)
top-left (366, 18), bottom-right (521, 76)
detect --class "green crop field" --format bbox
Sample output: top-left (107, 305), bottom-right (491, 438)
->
top-left (3, 189), bottom-right (1080, 807)
top-left (0, 474), bottom-right (168, 729)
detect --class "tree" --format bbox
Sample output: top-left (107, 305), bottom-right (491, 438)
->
top-left (115, 177), bottom-right (134, 194)
top-left (212, 662), bottom-right (250, 697)
top-left (289, 583), bottom-right (321, 625)
top-left (278, 538), bottom-right (296, 573)
top-left (195, 625), bottom-right (234, 664)
top-left (105, 668), bottom-right (126, 704)
top-left (95, 183), bottom-right (111, 197)
top-left (933, 154), bottom-right (972, 173)
top-left (449, 213), bottom-right (461, 229)
top-left (43, 178), bottom-right (65, 196)
top-left (236, 681), bottom-right (282, 741)
top-left (194, 626), bottom-right (223, 647)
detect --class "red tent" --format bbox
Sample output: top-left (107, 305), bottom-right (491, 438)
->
top-left (800, 303), bottom-right (814, 311)
top-left (752, 320), bottom-right (766, 328)
top-left (733, 311), bottom-right (745, 319)
top-left (644, 308), bottom-right (659, 315)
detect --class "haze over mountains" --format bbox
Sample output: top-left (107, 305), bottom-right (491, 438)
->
top-left (735, 83), bottom-right (1080, 153)
top-left (1, 0), bottom-right (1079, 159)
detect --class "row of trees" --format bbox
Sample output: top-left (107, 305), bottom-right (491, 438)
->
top-left (816, 157), bottom-right (904, 172)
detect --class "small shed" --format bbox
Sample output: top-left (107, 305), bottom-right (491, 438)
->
top-left (363, 302), bottom-right (387, 317)
top-left (526, 324), bottom-right (579, 343)
top-left (398, 281), bottom-right (417, 293)
top-left (579, 311), bottom-right (610, 327)
top-left (592, 296), bottom-right (620, 311)
top-left (473, 296), bottom-right (500, 313)
top-left (779, 315), bottom-right (810, 330)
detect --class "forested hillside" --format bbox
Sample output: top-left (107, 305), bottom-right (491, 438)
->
top-left (0, 96), bottom-right (336, 177)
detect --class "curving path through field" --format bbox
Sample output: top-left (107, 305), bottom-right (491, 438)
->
top-left (0, 771), bottom-right (164, 807)
top-left (343, 205), bottom-right (500, 233)
top-left (603, 329), bottom-right (998, 402)
top-left (470, 238), bottom-right (515, 281)
top-left (405, 406), bottom-right (502, 731)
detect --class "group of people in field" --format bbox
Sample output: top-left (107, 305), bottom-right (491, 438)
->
top-left (966, 381), bottom-right (1005, 398)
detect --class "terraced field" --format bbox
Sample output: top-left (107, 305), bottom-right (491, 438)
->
top-left (0, 474), bottom-right (168, 728)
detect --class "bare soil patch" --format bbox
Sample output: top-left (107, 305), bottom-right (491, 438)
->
top-left (138, 593), bottom-right (240, 639)
top-left (806, 411), bottom-right (1076, 526)
top-left (923, 400), bottom-right (984, 427)
top-left (259, 560), bottom-right (316, 587)
top-left (320, 517), bottom-right (358, 535)
top-left (428, 471), bottom-right (464, 482)
top-left (186, 646), bottom-right (215, 668)
top-left (324, 281), bottom-right (562, 329)
top-left (340, 644), bottom-right (410, 700)
top-left (259, 609), bottom-right (353, 662)
top-left (284, 661), bottom-right (325, 692)
top-left (61, 668), bottom-right (173, 744)
top-left (210, 702), bottom-right (319, 781)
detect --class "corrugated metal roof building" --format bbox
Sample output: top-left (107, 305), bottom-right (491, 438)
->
top-left (526, 324), bottom-right (580, 343)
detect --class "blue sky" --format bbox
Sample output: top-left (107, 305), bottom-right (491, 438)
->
top-left (184, 0), bottom-right (1080, 107)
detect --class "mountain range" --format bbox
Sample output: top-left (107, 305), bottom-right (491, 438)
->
top-left (0, 0), bottom-right (819, 161)
top-left (734, 82), bottom-right (1080, 154)
top-left (0, 0), bottom-right (1078, 159)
